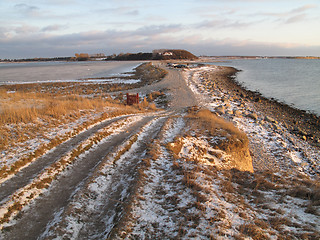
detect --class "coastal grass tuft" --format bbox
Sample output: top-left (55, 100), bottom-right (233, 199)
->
top-left (185, 108), bottom-right (253, 172)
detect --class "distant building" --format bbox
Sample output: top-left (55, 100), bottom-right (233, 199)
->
top-left (152, 49), bottom-right (173, 57)
top-left (75, 53), bottom-right (89, 59)
top-left (89, 53), bottom-right (106, 58)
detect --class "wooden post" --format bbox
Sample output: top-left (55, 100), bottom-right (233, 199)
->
top-left (126, 93), bottom-right (140, 105)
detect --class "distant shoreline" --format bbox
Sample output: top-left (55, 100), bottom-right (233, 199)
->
top-left (2, 54), bottom-right (320, 63)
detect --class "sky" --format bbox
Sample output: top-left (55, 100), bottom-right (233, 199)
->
top-left (1, 0), bottom-right (320, 59)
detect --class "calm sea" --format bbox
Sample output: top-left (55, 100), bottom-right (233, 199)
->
top-left (0, 61), bottom-right (141, 84)
top-left (209, 59), bottom-right (320, 116)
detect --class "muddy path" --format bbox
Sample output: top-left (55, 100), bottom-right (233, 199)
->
top-left (0, 65), bottom-right (198, 239)
top-left (0, 115), bottom-right (128, 202)
top-left (44, 116), bottom-right (170, 240)
top-left (1, 114), bottom-right (165, 239)
top-left (124, 63), bottom-right (199, 110)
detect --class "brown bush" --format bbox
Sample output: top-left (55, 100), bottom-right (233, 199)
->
top-left (238, 223), bottom-right (269, 240)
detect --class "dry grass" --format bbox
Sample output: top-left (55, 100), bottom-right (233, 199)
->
top-left (185, 108), bottom-right (253, 172)
top-left (0, 91), bottom-right (107, 125)
top-left (0, 85), bottom-right (147, 182)
top-left (166, 138), bottom-right (183, 159)
top-left (238, 223), bottom-right (269, 240)
top-left (187, 109), bottom-right (248, 141)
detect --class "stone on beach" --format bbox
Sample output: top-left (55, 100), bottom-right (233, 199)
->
top-left (247, 113), bottom-right (258, 120)
top-left (265, 116), bottom-right (276, 123)
top-left (215, 105), bottom-right (226, 115)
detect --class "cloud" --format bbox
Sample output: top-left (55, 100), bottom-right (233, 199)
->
top-left (285, 13), bottom-right (307, 24)
top-left (95, 6), bottom-right (140, 16)
top-left (41, 24), bottom-right (67, 32)
top-left (1, 21), bottom-right (319, 59)
top-left (126, 10), bottom-right (139, 16)
top-left (196, 19), bottom-right (254, 29)
top-left (257, 4), bottom-right (317, 23)
top-left (14, 3), bottom-right (40, 17)
top-left (14, 24), bottom-right (39, 34)
top-left (135, 24), bottom-right (183, 36)
top-left (290, 5), bottom-right (317, 14)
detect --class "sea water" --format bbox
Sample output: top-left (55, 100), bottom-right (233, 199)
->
top-left (0, 61), bottom-right (142, 84)
top-left (209, 58), bottom-right (320, 116)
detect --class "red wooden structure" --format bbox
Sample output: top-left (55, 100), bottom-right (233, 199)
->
top-left (126, 93), bottom-right (139, 105)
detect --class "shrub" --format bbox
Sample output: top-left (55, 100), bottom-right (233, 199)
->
top-left (238, 224), bottom-right (269, 240)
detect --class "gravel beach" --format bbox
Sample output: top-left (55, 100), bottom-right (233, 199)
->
top-left (207, 66), bottom-right (320, 145)
top-left (184, 64), bottom-right (320, 175)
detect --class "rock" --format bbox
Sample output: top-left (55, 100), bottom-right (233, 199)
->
top-left (233, 110), bottom-right (242, 117)
top-left (254, 97), bottom-right (261, 103)
top-left (294, 126), bottom-right (301, 132)
top-left (217, 109), bottom-right (225, 115)
top-left (226, 110), bottom-right (234, 115)
top-left (265, 116), bottom-right (275, 123)
top-left (272, 123), bottom-right (281, 130)
top-left (240, 93), bottom-right (246, 98)
top-left (247, 113), bottom-right (258, 120)
top-left (215, 106), bottom-right (225, 115)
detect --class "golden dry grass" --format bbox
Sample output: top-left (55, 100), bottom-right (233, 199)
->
top-left (0, 85), bottom-right (147, 181)
top-left (0, 91), bottom-right (108, 125)
top-left (0, 90), bottom-right (138, 151)
top-left (185, 108), bottom-right (253, 172)
top-left (187, 109), bottom-right (248, 145)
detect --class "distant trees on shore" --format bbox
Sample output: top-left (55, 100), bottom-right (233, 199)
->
top-left (106, 49), bottom-right (198, 61)
top-left (0, 57), bottom-right (73, 62)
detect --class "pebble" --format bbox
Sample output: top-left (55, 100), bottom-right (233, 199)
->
top-left (265, 116), bottom-right (275, 123)
top-left (233, 110), bottom-right (242, 117)
top-left (272, 123), bottom-right (281, 131)
top-left (215, 106), bottom-right (225, 115)
top-left (225, 103), bottom-right (231, 108)
top-left (226, 110), bottom-right (234, 115)
top-left (247, 113), bottom-right (258, 120)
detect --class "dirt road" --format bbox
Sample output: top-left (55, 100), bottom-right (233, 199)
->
top-left (0, 65), bottom-right (197, 239)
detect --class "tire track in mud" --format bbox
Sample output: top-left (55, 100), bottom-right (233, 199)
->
top-left (0, 115), bottom-right (130, 203)
top-left (42, 116), bottom-right (170, 240)
top-left (1, 112), bottom-right (173, 240)
top-left (1, 65), bottom-right (198, 239)
top-left (0, 114), bottom-right (151, 238)
top-left (111, 116), bottom-right (187, 239)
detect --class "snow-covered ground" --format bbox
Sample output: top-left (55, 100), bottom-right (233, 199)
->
top-left (183, 66), bottom-right (320, 176)
top-left (1, 65), bottom-right (319, 239)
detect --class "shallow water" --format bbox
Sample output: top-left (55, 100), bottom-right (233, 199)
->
top-left (208, 59), bottom-right (320, 116)
top-left (0, 61), bottom-right (142, 84)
